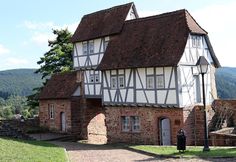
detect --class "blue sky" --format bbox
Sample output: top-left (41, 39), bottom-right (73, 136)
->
top-left (0, 0), bottom-right (235, 70)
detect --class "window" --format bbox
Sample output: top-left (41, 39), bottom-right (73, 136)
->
top-left (82, 42), bottom-right (87, 55)
top-left (146, 76), bottom-right (154, 89)
top-left (49, 104), bottom-right (54, 119)
top-left (89, 74), bottom-right (94, 83)
top-left (118, 76), bottom-right (125, 88)
top-left (121, 116), bottom-right (130, 132)
top-left (111, 76), bottom-right (117, 89)
top-left (121, 116), bottom-right (140, 132)
top-left (156, 75), bottom-right (164, 88)
top-left (95, 74), bottom-right (99, 83)
top-left (192, 36), bottom-right (201, 48)
top-left (131, 116), bottom-right (140, 132)
top-left (89, 41), bottom-right (94, 54)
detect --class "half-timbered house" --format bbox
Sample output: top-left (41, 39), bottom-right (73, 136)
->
top-left (39, 2), bottom-right (220, 145)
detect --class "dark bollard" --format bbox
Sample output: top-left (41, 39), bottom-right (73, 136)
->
top-left (177, 129), bottom-right (186, 153)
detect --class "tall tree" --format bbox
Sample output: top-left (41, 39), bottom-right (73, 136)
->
top-left (27, 28), bottom-right (73, 110)
top-left (35, 28), bottom-right (73, 79)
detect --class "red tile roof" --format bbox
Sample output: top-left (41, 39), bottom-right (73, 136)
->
top-left (71, 3), bottom-right (133, 42)
top-left (39, 71), bottom-right (80, 100)
top-left (97, 10), bottom-right (219, 70)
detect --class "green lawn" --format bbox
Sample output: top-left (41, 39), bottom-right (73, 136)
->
top-left (0, 137), bottom-right (67, 162)
top-left (130, 145), bottom-right (236, 157)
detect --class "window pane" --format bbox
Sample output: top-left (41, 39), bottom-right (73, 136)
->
top-left (89, 75), bottom-right (94, 83)
top-left (89, 42), bottom-right (94, 54)
top-left (157, 75), bottom-right (164, 88)
top-left (111, 77), bottom-right (117, 89)
top-left (104, 41), bottom-right (109, 50)
top-left (118, 76), bottom-right (125, 88)
top-left (83, 43), bottom-right (87, 55)
top-left (121, 116), bottom-right (130, 132)
top-left (95, 74), bottom-right (99, 83)
top-left (147, 76), bottom-right (154, 89)
top-left (131, 116), bottom-right (140, 132)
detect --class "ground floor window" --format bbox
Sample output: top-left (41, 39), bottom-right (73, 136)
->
top-left (49, 104), bottom-right (55, 119)
top-left (121, 116), bottom-right (140, 132)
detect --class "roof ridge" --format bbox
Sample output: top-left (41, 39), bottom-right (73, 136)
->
top-left (83, 2), bottom-right (133, 18)
top-left (184, 10), bottom-right (208, 34)
top-left (125, 9), bottom-right (186, 24)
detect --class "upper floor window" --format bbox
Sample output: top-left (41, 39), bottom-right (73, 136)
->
top-left (156, 75), bottom-right (164, 88)
top-left (192, 36), bottom-right (201, 48)
top-left (89, 74), bottom-right (94, 83)
top-left (147, 76), bottom-right (154, 89)
top-left (118, 76), bottom-right (125, 88)
top-left (89, 41), bottom-right (94, 54)
top-left (82, 42), bottom-right (87, 55)
top-left (111, 76), bottom-right (117, 89)
top-left (49, 104), bottom-right (54, 119)
top-left (95, 74), bottom-right (99, 83)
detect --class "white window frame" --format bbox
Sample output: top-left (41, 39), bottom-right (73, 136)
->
top-left (121, 116), bottom-right (130, 132)
top-left (192, 36), bottom-right (201, 48)
top-left (156, 75), bottom-right (164, 88)
top-left (111, 76), bottom-right (117, 89)
top-left (49, 104), bottom-right (54, 119)
top-left (89, 74), bottom-right (94, 83)
top-left (82, 42), bottom-right (88, 55)
top-left (118, 75), bottom-right (125, 89)
top-left (146, 76), bottom-right (154, 89)
top-left (89, 41), bottom-right (94, 54)
top-left (131, 116), bottom-right (140, 132)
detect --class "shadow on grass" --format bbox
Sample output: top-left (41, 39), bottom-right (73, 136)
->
top-left (0, 136), bottom-right (62, 148)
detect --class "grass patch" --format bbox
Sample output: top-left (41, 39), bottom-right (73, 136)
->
top-left (130, 145), bottom-right (236, 157)
top-left (0, 137), bottom-right (67, 162)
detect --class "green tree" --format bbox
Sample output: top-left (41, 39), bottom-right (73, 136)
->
top-left (35, 28), bottom-right (73, 79)
top-left (27, 28), bottom-right (73, 111)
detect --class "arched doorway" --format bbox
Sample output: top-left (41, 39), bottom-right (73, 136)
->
top-left (160, 118), bottom-right (171, 145)
top-left (60, 112), bottom-right (66, 132)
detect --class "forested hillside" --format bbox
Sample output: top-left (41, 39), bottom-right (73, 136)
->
top-left (216, 67), bottom-right (236, 99)
top-left (0, 68), bottom-right (235, 100)
top-left (0, 69), bottom-right (43, 99)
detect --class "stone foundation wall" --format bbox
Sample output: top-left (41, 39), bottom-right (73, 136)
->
top-left (105, 106), bottom-right (183, 145)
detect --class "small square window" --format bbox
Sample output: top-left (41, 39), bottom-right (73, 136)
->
top-left (147, 76), bottom-right (154, 89)
top-left (192, 36), bottom-right (201, 48)
top-left (121, 116), bottom-right (130, 132)
top-left (111, 77), bottom-right (117, 89)
top-left (131, 116), bottom-right (140, 132)
top-left (49, 104), bottom-right (54, 119)
top-left (118, 76), bottom-right (125, 88)
top-left (82, 42), bottom-right (87, 55)
top-left (89, 41), bottom-right (94, 54)
top-left (89, 75), bottom-right (94, 83)
top-left (156, 75), bottom-right (164, 88)
top-left (95, 74), bottom-right (99, 83)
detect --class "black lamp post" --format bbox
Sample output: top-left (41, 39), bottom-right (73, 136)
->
top-left (196, 56), bottom-right (210, 152)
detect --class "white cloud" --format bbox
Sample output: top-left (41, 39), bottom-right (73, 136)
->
top-left (23, 21), bottom-right (55, 30)
top-left (192, 1), bottom-right (236, 67)
top-left (5, 57), bottom-right (29, 65)
top-left (0, 44), bottom-right (10, 55)
top-left (31, 32), bottom-right (56, 47)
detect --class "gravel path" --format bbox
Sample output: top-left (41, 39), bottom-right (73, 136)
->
top-left (51, 141), bottom-right (236, 162)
